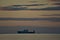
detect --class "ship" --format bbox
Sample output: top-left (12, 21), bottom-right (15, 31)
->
top-left (17, 29), bottom-right (35, 34)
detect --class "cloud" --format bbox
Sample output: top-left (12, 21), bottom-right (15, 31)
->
top-left (0, 17), bottom-right (60, 22)
top-left (26, 6), bottom-right (60, 10)
top-left (0, 4), bottom-right (47, 11)
top-left (41, 14), bottom-right (60, 16)
top-left (29, 1), bottom-right (38, 3)
top-left (0, 5), bottom-right (28, 10)
top-left (39, 6), bottom-right (60, 10)
top-left (50, 0), bottom-right (60, 1)
top-left (52, 3), bottom-right (60, 5)
top-left (22, 4), bottom-right (47, 6)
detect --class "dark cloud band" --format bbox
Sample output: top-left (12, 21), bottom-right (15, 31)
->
top-left (0, 17), bottom-right (60, 22)
top-left (41, 14), bottom-right (60, 16)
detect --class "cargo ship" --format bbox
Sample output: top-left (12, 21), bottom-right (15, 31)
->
top-left (17, 29), bottom-right (35, 34)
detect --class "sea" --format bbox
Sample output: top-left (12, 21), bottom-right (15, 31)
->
top-left (0, 34), bottom-right (60, 40)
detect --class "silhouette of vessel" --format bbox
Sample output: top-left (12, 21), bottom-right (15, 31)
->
top-left (17, 29), bottom-right (35, 34)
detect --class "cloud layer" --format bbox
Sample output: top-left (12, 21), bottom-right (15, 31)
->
top-left (50, 0), bottom-right (60, 1)
top-left (40, 6), bottom-right (60, 10)
top-left (0, 17), bottom-right (60, 22)
top-left (41, 14), bottom-right (60, 16)
top-left (0, 4), bottom-right (60, 11)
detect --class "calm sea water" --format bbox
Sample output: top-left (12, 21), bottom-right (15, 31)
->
top-left (0, 34), bottom-right (60, 40)
top-left (0, 26), bottom-right (60, 34)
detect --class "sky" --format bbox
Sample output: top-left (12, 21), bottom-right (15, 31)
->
top-left (0, 11), bottom-right (60, 27)
top-left (0, 0), bottom-right (47, 6)
top-left (0, 0), bottom-right (60, 34)
top-left (0, 0), bottom-right (60, 27)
